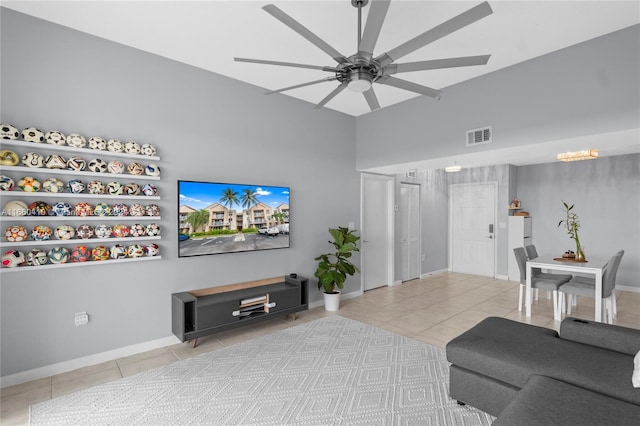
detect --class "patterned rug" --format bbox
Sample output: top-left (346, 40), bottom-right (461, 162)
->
top-left (30, 316), bottom-right (494, 425)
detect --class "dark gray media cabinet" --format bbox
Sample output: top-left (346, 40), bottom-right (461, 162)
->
top-left (171, 275), bottom-right (308, 346)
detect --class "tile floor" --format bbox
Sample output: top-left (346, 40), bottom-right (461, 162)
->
top-left (2, 273), bottom-right (639, 425)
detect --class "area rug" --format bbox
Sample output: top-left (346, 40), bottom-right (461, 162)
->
top-left (30, 315), bottom-right (494, 425)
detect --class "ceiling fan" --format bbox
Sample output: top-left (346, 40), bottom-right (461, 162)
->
top-left (235, 0), bottom-right (493, 111)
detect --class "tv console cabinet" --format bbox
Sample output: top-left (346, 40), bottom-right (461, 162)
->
top-left (171, 275), bottom-right (308, 347)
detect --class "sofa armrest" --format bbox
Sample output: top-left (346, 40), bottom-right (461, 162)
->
top-left (560, 317), bottom-right (640, 356)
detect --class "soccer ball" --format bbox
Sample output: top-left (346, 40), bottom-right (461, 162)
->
top-left (107, 138), bottom-right (124, 153)
top-left (0, 150), bottom-right (20, 165)
top-left (76, 224), bottom-right (94, 239)
top-left (123, 183), bottom-right (140, 195)
top-left (70, 245), bottom-right (91, 262)
top-left (112, 203), bottom-right (129, 216)
top-left (22, 152), bottom-right (45, 168)
top-left (106, 181), bottom-right (123, 195)
top-left (107, 160), bottom-right (125, 174)
top-left (3, 200), bottom-right (29, 216)
top-left (144, 164), bottom-right (161, 177)
top-left (22, 127), bottom-right (45, 143)
top-left (50, 201), bottom-right (72, 216)
top-left (2, 249), bottom-right (25, 267)
top-left (31, 225), bottom-right (53, 241)
top-left (124, 141), bottom-right (141, 155)
top-left (28, 201), bottom-right (51, 216)
top-left (26, 249), bottom-right (48, 266)
top-left (110, 244), bottom-right (127, 259)
top-left (87, 180), bottom-right (106, 194)
top-left (88, 136), bottom-right (107, 150)
top-left (44, 154), bottom-right (67, 169)
top-left (129, 203), bottom-right (145, 216)
top-left (45, 130), bottom-right (66, 145)
top-left (127, 162), bottom-right (144, 175)
top-left (145, 223), bottom-right (161, 236)
top-left (145, 204), bottom-right (160, 216)
top-left (47, 247), bottom-right (70, 264)
top-left (66, 156), bottom-right (86, 171)
top-left (94, 224), bottom-right (112, 239)
top-left (144, 243), bottom-right (160, 257)
top-left (92, 246), bottom-right (110, 261)
top-left (67, 179), bottom-right (86, 194)
top-left (18, 176), bottom-right (41, 192)
top-left (0, 175), bottom-right (15, 191)
top-left (112, 224), bottom-right (130, 238)
top-left (66, 133), bottom-right (86, 148)
top-left (4, 225), bottom-right (28, 242)
top-left (88, 158), bottom-right (108, 173)
top-left (54, 224), bottom-right (75, 240)
top-left (0, 123), bottom-right (20, 140)
top-left (141, 143), bottom-right (157, 156)
top-left (43, 177), bottom-right (65, 193)
top-left (129, 223), bottom-right (146, 237)
top-left (74, 202), bottom-right (94, 217)
top-left (141, 183), bottom-right (157, 196)
top-left (127, 244), bottom-right (144, 258)
top-left (93, 202), bottom-right (113, 216)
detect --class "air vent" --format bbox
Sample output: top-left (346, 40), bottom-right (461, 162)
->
top-left (466, 126), bottom-right (492, 146)
top-left (406, 170), bottom-right (417, 178)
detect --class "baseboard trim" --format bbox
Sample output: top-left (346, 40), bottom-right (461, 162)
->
top-left (617, 284), bottom-right (640, 293)
top-left (495, 274), bottom-right (509, 281)
top-left (420, 268), bottom-right (448, 279)
top-left (1, 335), bottom-right (181, 389)
top-left (308, 290), bottom-right (363, 310)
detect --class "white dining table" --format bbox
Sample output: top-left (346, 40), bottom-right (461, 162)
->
top-left (525, 255), bottom-right (609, 322)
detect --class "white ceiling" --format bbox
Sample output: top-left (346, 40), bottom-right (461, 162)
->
top-left (3, 0), bottom-right (639, 117)
top-left (3, 0), bottom-right (639, 173)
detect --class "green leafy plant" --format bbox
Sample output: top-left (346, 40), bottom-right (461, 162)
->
top-left (314, 227), bottom-right (360, 294)
top-left (558, 200), bottom-right (586, 260)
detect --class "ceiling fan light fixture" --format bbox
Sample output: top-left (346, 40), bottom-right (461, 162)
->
top-left (347, 70), bottom-right (373, 92)
top-left (445, 165), bottom-right (462, 172)
top-left (556, 149), bottom-right (599, 162)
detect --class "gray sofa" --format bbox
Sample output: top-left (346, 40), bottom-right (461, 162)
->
top-left (446, 316), bottom-right (640, 425)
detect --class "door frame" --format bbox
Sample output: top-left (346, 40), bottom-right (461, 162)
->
top-left (448, 181), bottom-right (498, 277)
top-left (360, 173), bottom-right (395, 291)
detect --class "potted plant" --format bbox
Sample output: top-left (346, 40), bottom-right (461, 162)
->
top-left (314, 226), bottom-right (360, 311)
top-left (558, 200), bottom-right (586, 261)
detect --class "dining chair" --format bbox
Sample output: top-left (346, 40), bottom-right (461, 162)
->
top-left (513, 247), bottom-right (572, 317)
top-left (559, 250), bottom-right (624, 324)
top-left (524, 244), bottom-right (572, 301)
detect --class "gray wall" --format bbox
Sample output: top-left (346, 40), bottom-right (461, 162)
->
top-left (1, 9), bottom-right (359, 376)
top-left (355, 24), bottom-right (640, 171)
top-left (515, 154), bottom-right (639, 289)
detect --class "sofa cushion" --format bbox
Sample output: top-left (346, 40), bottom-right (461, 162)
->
top-left (560, 317), bottom-right (640, 356)
top-left (493, 375), bottom-right (640, 426)
top-left (446, 316), bottom-right (640, 406)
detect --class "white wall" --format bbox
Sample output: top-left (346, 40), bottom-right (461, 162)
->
top-left (0, 9), bottom-right (360, 377)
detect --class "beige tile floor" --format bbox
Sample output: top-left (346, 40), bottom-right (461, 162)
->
top-left (2, 273), bottom-right (639, 425)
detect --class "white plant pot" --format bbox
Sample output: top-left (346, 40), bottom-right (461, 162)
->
top-left (323, 291), bottom-right (341, 311)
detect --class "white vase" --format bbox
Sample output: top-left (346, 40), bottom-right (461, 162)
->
top-left (323, 291), bottom-right (341, 311)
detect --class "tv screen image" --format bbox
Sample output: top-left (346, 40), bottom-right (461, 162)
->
top-left (178, 180), bottom-right (290, 257)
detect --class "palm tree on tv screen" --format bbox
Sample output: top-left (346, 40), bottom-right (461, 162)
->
top-left (186, 209), bottom-right (209, 233)
top-left (219, 188), bottom-right (239, 212)
top-left (240, 188), bottom-right (259, 210)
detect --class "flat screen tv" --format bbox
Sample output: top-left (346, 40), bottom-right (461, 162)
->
top-left (178, 180), bottom-right (290, 257)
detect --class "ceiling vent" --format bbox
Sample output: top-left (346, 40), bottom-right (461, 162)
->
top-left (466, 126), bottom-right (492, 146)
top-left (406, 170), bottom-right (417, 178)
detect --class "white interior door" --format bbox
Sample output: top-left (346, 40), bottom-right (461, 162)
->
top-left (400, 183), bottom-right (420, 282)
top-left (361, 173), bottom-right (394, 291)
top-left (450, 182), bottom-right (496, 277)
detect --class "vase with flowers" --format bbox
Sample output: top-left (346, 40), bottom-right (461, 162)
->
top-left (558, 200), bottom-right (586, 261)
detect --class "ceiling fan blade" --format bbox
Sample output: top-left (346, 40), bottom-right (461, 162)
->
top-left (363, 87), bottom-right (381, 111)
top-left (267, 77), bottom-right (338, 94)
top-left (377, 76), bottom-right (441, 98)
top-left (263, 4), bottom-right (349, 64)
top-left (314, 83), bottom-right (348, 109)
top-left (234, 57), bottom-right (338, 72)
top-left (376, 1), bottom-right (493, 67)
top-left (384, 54), bottom-right (491, 74)
top-left (358, 0), bottom-right (391, 62)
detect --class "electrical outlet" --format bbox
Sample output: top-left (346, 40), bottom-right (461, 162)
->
top-left (74, 312), bottom-right (89, 326)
